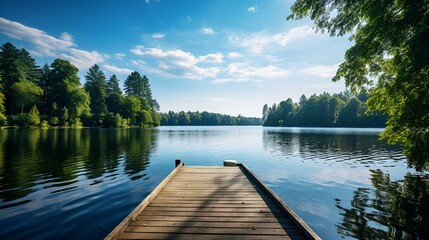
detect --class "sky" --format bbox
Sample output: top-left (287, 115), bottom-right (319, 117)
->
top-left (0, 0), bottom-right (352, 117)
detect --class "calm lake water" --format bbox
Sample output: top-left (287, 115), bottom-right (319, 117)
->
top-left (0, 127), bottom-right (427, 239)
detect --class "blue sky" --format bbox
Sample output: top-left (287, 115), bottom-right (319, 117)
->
top-left (0, 0), bottom-right (351, 117)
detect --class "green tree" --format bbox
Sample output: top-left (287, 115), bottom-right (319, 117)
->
top-left (288, 0), bottom-right (429, 169)
top-left (11, 80), bottom-right (43, 113)
top-left (124, 71), bottom-right (144, 97)
top-left (121, 96), bottom-right (142, 124)
top-left (141, 75), bottom-right (159, 110)
top-left (28, 105), bottom-right (40, 126)
top-left (106, 92), bottom-right (125, 114)
top-left (85, 64), bottom-right (107, 123)
top-left (47, 59), bottom-right (90, 120)
top-left (18, 49), bottom-right (41, 83)
top-left (39, 63), bottom-right (51, 115)
top-left (107, 74), bottom-right (122, 94)
top-left (0, 43), bottom-right (27, 114)
top-left (0, 75), bottom-right (6, 124)
top-left (337, 97), bottom-right (361, 127)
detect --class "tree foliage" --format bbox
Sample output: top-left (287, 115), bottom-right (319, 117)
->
top-left (160, 111), bottom-right (262, 126)
top-left (11, 80), bottom-right (43, 113)
top-left (288, 0), bottom-right (429, 169)
top-left (85, 64), bottom-right (107, 122)
top-left (0, 75), bottom-right (6, 124)
top-left (0, 42), bottom-right (160, 128)
top-left (263, 92), bottom-right (386, 127)
top-left (107, 74), bottom-right (121, 94)
top-left (124, 71), bottom-right (145, 97)
top-left (0, 42), bottom-right (41, 114)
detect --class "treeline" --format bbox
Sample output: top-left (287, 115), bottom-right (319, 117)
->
top-left (160, 111), bottom-right (262, 126)
top-left (0, 42), bottom-right (160, 128)
top-left (263, 92), bottom-right (387, 127)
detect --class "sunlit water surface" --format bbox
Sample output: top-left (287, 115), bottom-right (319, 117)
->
top-left (0, 127), bottom-right (427, 239)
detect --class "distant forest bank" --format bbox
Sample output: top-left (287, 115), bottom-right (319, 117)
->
top-left (263, 91), bottom-right (387, 128)
top-left (160, 111), bottom-right (262, 126)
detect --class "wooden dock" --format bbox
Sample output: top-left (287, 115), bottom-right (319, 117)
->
top-left (105, 161), bottom-right (320, 240)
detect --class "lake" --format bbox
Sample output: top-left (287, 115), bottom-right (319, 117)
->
top-left (0, 127), bottom-right (427, 239)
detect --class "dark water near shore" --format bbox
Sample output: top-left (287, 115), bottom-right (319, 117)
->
top-left (0, 127), bottom-right (427, 239)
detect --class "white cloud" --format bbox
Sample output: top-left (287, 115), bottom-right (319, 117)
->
top-left (114, 53), bottom-right (126, 60)
top-left (229, 25), bottom-right (319, 54)
top-left (201, 28), bottom-right (215, 34)
top-left (212, 63), bottom-right (288, 84)
top-left (295, 64), bottom-right (339, 78)
top-left (0, 17), bottom-right (106, 69)
top-left (199, 53), bottom-right (224, 63)
top-left (130, 45), bottom-right (221, 80)
top-left (227, 62), bottom-right (289, 79)
top-left (102, 64), bottom-right (133, 75)
top-left (248, 6), bottom-right (258, 13)
top-left (152, 33), bottom-right (165, 39)
top-left (59, 49), bottom-right (107, 69)
top-left (0, 17), bottom-right (74, 55)
top-left (228, 52), bottom-right (243, 59)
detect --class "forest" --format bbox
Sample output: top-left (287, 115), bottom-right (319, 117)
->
top-left (0, 42), bottom-right (160, 128)
top-left (160, 111), bottom-right (261, 126)
top-left (263, 92), bottom-right (387, 127)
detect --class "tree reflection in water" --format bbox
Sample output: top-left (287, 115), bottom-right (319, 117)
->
top-left (335, 170), bottom-right (429, 239)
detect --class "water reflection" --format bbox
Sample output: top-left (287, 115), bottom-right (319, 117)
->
top-left (0, 128), bottom-right (158, 206)
top-left (263, 128), bottom-right (404, 167)
top-left (335, 170), bottom-right (429, 239)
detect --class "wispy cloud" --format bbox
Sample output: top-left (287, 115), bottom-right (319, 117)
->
top-left (295, 64), bottom-right (339, 78)
top-left (248, 6), bottom-right (258, 13)
top-left (213, 62), bottom-right (289, 84)
top-left (201, 28), bottom-right (215, 34)
top-left (114, 53), bottom-right (126, 60)
top-left (102, 64), bottom-right (133, 75)
top-left (229, 25), bottom-right (319, 54)
top-left (151, 33), bottom-right (165, 39)
top-left (130, 45), bottom-right (221, 80)
top-left (199, 53), bottom-right (224, 63)
top-left (227, 62), bottom-right (289, 79)
top-left (228, 52), bottom-right (243, 59)
top-left (0, 17), bottom-right (106, 69)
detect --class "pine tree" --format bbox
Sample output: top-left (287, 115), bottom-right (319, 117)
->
top-left (124, 71), bottom-right (144, 97)
top-left (142, 75), bottom-right (159, 110)
top-left (0, 42), bottom-right (23, 114)
top-left (84, 64), bottom-right (107, 121)
top-left (19, 49), bottom-right (41, 83)
top-left (107, 74), bottom-right (121, 94)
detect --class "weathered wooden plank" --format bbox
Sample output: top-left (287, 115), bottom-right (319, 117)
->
top-left (130, 221), bottom-right (294, 229)
top-left (117, 232), bottom-right (299, 240)
top-left (144, 206), bottom-right (279, 213)
top-left (124, 226), bottom-right (293, 236)
top-left (135, 215), bottom-right (292, 223)
top-left (151, 201), bottom-right (269, 205)
top-left (160, 190), bottom-right (260, 195)
top-left (140, 211), bottom-right (279, 217)
top-left (149, 203), bottom-right (275, 208)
